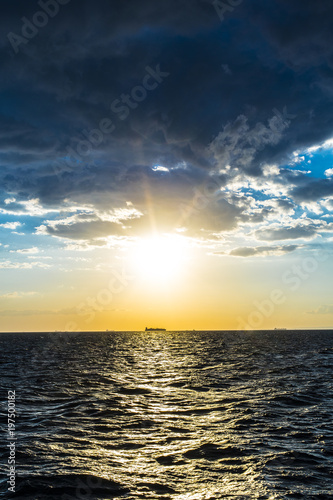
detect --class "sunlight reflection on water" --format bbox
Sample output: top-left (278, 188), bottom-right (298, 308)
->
top-left (0, 330), bottom-right (333, 499)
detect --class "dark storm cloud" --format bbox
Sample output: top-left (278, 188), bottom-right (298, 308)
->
top-left (1, 0), bottom-right (333, 230)
top-left (292, 178), bottom-right (333, 202)
top-left (0, 198), bottom-right (25, 213)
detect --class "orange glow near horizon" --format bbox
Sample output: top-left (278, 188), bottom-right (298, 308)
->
top-left (1, 234), bottom-right (333, 332)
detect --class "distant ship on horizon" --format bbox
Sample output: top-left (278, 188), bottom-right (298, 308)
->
top-left (145, 327), bottom-right (166, 331)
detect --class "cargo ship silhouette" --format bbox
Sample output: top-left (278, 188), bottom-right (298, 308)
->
top-left (145, 327), bottom-right (166, 331)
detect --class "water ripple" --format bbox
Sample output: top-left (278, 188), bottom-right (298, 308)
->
top-left (0, 330), bottom-right (333, 499)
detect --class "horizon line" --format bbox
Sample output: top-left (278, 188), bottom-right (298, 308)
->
top-left (1, 328), bottom-right (333, 334)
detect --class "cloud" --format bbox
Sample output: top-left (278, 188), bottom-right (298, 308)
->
top-left (0, 261), bottom-right (51, 269)
top-left (208, 108), bottom-right (294, 175)
top-left (0, 3), bottom-right (332, 182)
top-left (36, 208), bottom-right (143, 241)
top-left (217, 244), bottom-right (299, 257)
top-left (40, 219), bottom-right (125, 241)
top-left (14, 247), bottom-right (39, 254)
top-left (0, 198), bottom-right (59, 216)
top-left (0, 222), bottom-right (22, 230)
top-left (255, 225), bottom-right (318, 241)
top-left (1, 0), bottom-right (333, 250)
top-left (0, 291), bottom-right (39, 299)
top-left (292, 178), bottom-right (333, 202)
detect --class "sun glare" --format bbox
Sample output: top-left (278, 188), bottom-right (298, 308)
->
top-left (130, 234), bottom-right (189, 286)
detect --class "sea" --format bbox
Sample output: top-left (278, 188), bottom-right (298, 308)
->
top-left (0, 330), bottom-right (332, 499)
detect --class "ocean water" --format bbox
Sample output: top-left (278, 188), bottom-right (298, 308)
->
top-left (0, 330), bottom-right (333, 499)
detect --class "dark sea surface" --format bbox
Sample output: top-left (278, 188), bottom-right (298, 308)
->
top-left (0, 330), bottom-right (333, 499)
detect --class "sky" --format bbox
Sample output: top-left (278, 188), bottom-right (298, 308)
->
top-left (0, 0), bottom-right (333, 331)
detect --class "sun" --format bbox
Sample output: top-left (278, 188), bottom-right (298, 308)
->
top-left (130, 233), bottom-right (189, 287)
